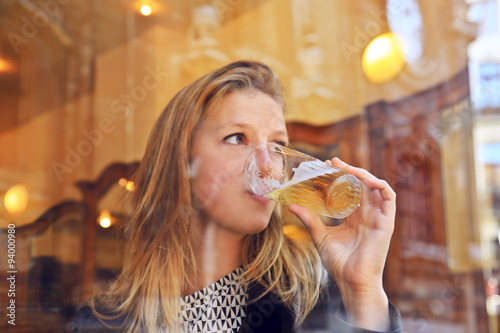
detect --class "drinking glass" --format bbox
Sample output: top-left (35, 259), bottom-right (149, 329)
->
top-left (244, 143), bottom-right (361, 219)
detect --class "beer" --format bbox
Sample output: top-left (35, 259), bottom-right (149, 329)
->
top-left (265, 168), bottom-right (361, 219)
top-left (245, 143), bottom-right (361, 219)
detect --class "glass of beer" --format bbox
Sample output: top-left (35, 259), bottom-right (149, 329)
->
top-left (244, 143), bottom-right (361, 219)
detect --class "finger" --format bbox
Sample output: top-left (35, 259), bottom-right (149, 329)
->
top-left (330, 158), bottom-right (394, 203)
top-left (330, 158), bottom-right (375, 181)
top-left (362, 177), bottom-right (396, 203)
top-left (288, 204), bottom-right (326, 242)
top-left (359, 178), bottom-right (397, 225)
top-left (326, 158), bottom-right (396, 216)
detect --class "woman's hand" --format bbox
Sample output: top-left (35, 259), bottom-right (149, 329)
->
top-left (288, 157), bottom-right (396, 330)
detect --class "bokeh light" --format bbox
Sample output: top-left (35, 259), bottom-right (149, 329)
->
top-left (0, 58), bottom-right (12, 72)
top-left (98, 210), bottom-right (112, 228)
top-left (119, 177), bottom-right (135, 191)
top-left (4, 184), bottom-right (29, 215)
top-left (362, 32), bottom-right (406, 84)
top-left (118, 177), bottom-right (128, 187)
top-left (140, 5), bottom-right (152, 16)
top-left (125, 181), bottom-right (135, 191)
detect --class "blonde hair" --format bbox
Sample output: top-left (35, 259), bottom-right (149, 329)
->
top-left (93, 60), bottom-right (326, 332)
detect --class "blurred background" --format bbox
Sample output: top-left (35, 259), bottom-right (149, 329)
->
top-left (0, 0), bottom-right (499, 332)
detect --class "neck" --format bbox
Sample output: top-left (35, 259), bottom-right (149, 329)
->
top-left (184, 222), bottom-right (245, 296)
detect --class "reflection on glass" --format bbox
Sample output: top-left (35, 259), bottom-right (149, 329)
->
top-left (387, 0), bottom-right (423, 63)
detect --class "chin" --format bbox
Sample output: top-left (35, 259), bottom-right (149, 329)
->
top-left (241, 217), bottom-right (272, 235)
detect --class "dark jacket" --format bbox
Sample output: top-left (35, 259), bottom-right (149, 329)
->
top-left (68, 282), bottom-right (402, 333)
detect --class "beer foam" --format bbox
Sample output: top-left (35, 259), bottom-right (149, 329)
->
top-left (284, 160), bottom-right (332, 188)
top-left (244, 157), bottom-right (281, 196)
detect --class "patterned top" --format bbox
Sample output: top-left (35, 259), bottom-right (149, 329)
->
top-left (179, 267), bottom-right (247, 333)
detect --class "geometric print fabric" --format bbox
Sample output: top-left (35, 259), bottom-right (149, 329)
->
top-left (178, 267), bottom-right (247, 333)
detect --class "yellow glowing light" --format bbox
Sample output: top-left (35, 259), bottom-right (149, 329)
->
top-left (0, 58), bottom-right (12, 73)
top-left (118, 177), bottom-right (128, 187)
top-left (118, 178), bottom-right (135, 191)
top-left (98, 210), bottom-right (112, 228)
top-left (4, 184), bottom-right (29, 215)
top-left (140, 5), bottom-right (152, 16)
top-left (100, 217), bottom-right (112, 228)
top-left (362, 32), bottom-right (405, 84)
top-left (125, 181), bottom-right (135, 192)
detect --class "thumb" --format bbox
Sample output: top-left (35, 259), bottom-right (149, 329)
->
top-left (288, 204), bottom-right (326, 242)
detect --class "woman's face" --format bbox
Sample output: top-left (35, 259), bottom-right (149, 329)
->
top-left (190, 89), bottom-right (288, 237)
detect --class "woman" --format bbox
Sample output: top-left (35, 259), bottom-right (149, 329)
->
top-left (71, 60), bottom-right (402, 332)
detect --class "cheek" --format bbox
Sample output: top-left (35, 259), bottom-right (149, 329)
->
top-left (192, 159), bottom-right (242, 208)
top-left (191, 171), bottom-right (218, 210)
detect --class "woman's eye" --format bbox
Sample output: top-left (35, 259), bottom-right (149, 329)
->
top-left (275, 141), bottom-right (287, 147)
top-left (224, 133), bottom-right (245, 145)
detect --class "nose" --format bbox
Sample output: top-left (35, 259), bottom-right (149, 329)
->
top-left (253, 143), bottom-right (283, 180)
top-left (244, 143), bottom-right (285, 195)
top-left (254, 145), bottom-right (273, 179)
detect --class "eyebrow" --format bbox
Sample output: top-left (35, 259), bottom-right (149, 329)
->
top-left (218, 122), bottom-right (288, 137)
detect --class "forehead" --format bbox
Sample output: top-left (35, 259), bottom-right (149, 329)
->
top-left (206, 90), bottom-right (286, 130)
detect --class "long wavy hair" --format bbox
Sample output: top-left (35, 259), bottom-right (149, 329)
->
top-left (93, 60), bottom-right (326, 332)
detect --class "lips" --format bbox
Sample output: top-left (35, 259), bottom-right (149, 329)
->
top-left (247, 191), bottom-right (271, 204)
